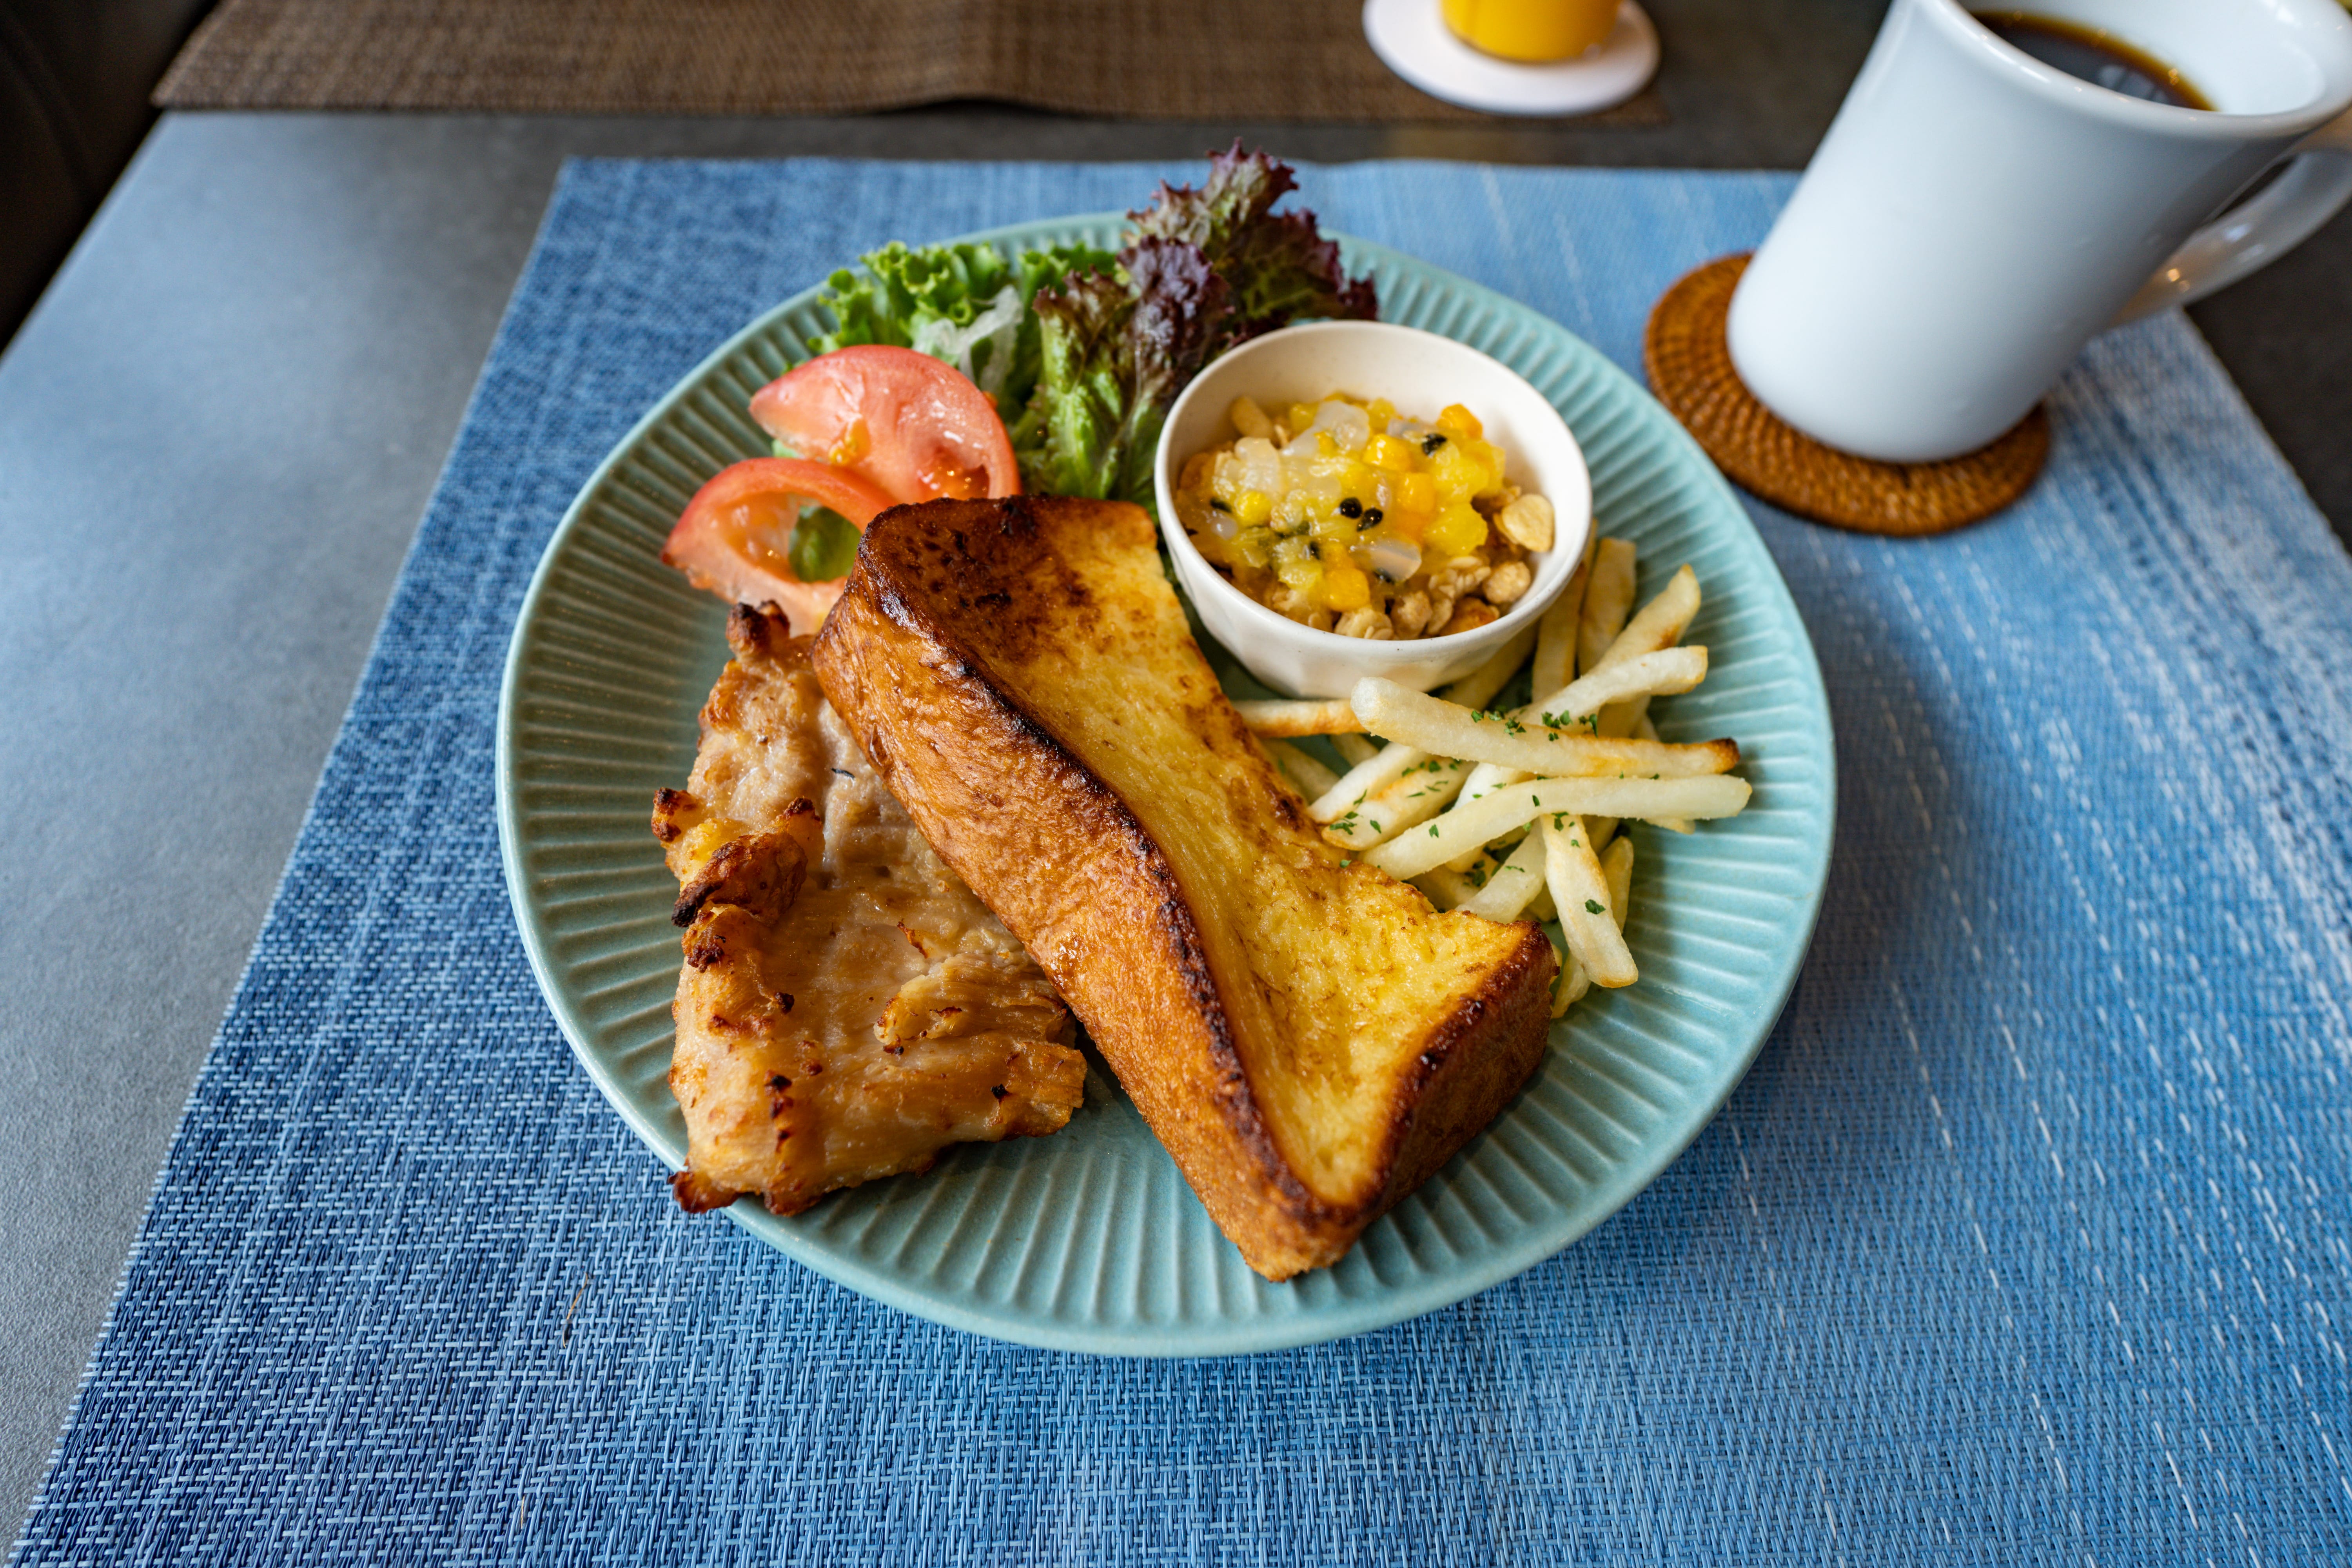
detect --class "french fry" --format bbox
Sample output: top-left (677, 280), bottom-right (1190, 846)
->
top-left (1322, 755), bottom-right (1470, 849)
top-left (1330, 733), bottom-right (1379, 768)
top-left (1305, 626), bottom-right (1535, 826)
top-left (1234, 697), bottom-right (1364, 737)
top-left (1543, 817), bottom-right (1637, 988)
top-left (1596, 565), bottom-right (1700, 738)
top-left (1577, 538), bottom-right (1638, 675)
top-left (1440, 626), bottom-right (1538, 713)
top-left (1412, 854), bottom-right (1493, 911)
top-left (1436, 807), bottom-right (1529, 875)
top-left (1596, 564), bottom-right (1700, 671)
top-left (1553, 954), bottom-right (1589, 1016)
top-left (1351, 678), bottom-right (1737, 780)
top-left (1548, 829), bottom-right (1633, 1016)
top-left (1633, 712), bottom-right (1691, 834)
top-left (1393, 645), bottom-right (1715, 858)
top-left (1407, 645), bottom-right (1711, 820)
top-left (1527, 647), bottom-right (1709, 730)
top-left (1307, 742), bottom-right (1424, 824)
top-left (1363, 775), bottom-right (1751, 880)
top-left (1533, 527), bottom-right (1600, 698)
top-left (1601, 835), bottom-right (1634, 927)
top-left (1457, 830), bottom-right (1550, 922)
top-left (1260, 737), bottom-right (1341, 800)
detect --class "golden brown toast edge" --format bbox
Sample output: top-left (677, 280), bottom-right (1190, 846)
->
top-left (811, 496), bottom-right (1553, 1278)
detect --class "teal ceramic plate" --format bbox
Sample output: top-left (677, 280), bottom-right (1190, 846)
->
top-left (496, 215), bottom-right (1835, 1356)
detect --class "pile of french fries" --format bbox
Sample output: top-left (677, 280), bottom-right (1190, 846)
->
top-left (1238, 533), bottom-right (1750, 1015)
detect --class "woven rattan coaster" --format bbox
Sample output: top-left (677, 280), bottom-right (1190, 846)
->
top-left (1643, 254), bottom-right (2047, 535)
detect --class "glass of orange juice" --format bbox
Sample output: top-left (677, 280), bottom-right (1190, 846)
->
top-left (1441, 0), bottom-right (1618, 62)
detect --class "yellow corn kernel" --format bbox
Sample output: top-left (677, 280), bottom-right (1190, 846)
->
top-left (1384, 508), bottom-right (1430, 545)
top-left (1274, 554), bottom-right (1324, 592)
top-left (1367, 433), bottom-right (1417, 472)
top-left (1436, 403), bottom-right (1484, 439)
top-left (1365, 397), bottom-right (1398, 430)
top-left (1287, 402), bottom-right (1321, 436)
top-left (1234, 489), bottom-right (1274, 526)
top-left (1430, 443), bottom-right (1492, 500)
top-left (1319, 563), bottom-right (1373, 612)
top-left (1316, 431), bottom-right (1340, 457)
top-left (1397, 470), bottom-right (1437, 512)
top-left (1428, 500), bottom-right (1489, 557)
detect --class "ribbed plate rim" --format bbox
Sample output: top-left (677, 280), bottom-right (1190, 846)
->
top-left (495, 212), bottom-right (1837, 1356)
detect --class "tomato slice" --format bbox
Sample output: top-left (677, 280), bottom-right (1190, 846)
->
top-left (659, 458), bottom-right (896, 630)
top-left (749, 345), bottom-right (1021, 505)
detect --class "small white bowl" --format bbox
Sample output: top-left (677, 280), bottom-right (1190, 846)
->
top-left (1155, 321), bottom-right (1593, 698)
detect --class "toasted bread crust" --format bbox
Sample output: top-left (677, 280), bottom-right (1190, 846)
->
top-left (814, 497), bottom-right (1552, 1277)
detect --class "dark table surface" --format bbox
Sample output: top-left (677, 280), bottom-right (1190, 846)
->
top-left (5, 0), bottom-right (2349, 1532)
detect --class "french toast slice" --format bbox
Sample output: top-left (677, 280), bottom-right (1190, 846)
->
top-left (812, 496), bottom-right (1556, 1278)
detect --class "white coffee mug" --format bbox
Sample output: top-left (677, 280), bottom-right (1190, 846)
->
top-left (1726, 0), bottom-right (2352, 464)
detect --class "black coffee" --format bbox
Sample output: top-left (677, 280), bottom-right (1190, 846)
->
top-left (1973, 12), bottom-right (2213, 111)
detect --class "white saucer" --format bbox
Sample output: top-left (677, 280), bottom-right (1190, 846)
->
top-left (1363, 0), bottom-right (1660, 117)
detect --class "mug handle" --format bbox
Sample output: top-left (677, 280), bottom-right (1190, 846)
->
top-left (2115, 108), bottom-right (2352, 323)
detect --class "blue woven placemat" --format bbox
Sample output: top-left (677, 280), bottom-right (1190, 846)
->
top-left (15, 159), bottom-right (2352, 1565)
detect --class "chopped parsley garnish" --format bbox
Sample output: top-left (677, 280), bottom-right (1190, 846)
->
top-left (1585, 899), bottom-right (1607, 915)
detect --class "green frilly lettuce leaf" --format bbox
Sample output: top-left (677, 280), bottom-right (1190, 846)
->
top-left (805, 145), bottom-right (1376, 507)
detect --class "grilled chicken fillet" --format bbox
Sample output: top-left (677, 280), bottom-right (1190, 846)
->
top-left (651, 603), bottom-right (1084, 1216)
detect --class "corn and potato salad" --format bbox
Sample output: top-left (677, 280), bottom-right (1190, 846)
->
top-left (1241, 535), bottom-right (1753, 1016)
top-left (1174, 394), bottom-right (1557, 640)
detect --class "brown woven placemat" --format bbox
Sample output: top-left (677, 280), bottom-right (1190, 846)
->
top-left (1644, 253), bottom-right (2047, 536)
top-left (155, 0), bottom-right (1669, 123)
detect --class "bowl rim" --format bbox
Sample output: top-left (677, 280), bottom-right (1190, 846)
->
top-left (1152, 319), bottom-right (1593, 670)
